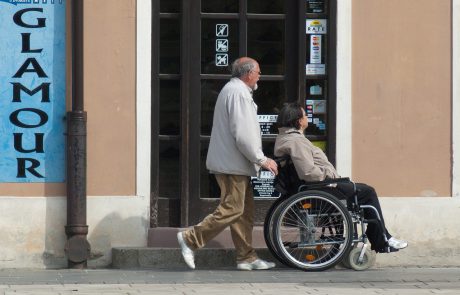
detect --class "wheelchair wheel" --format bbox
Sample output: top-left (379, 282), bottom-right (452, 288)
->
top-left (347, 246), bottom-right (376, 271)
top-left (272, 190), bottom-right (353, 271)
top-left (263, 196), bottom-right (292, 267)
top-left (338, 245), bottom-right (354, 269)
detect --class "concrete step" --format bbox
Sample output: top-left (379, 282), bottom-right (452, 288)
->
top-left (147, 226), bottom-right (268, 248)
top-left (112, 247), bottom-right (280, 269)
top-left (113, 226), bottom-right (280, 269)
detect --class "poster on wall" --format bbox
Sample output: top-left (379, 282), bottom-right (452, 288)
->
top-left (0, 0), bottom-right (66, 182)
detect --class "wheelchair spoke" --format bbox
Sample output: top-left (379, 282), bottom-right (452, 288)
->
top-left (286, 206), bottom-right (310, 230)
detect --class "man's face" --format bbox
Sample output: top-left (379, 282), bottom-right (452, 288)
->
top-left (247, 63), bottom-right (261, 90)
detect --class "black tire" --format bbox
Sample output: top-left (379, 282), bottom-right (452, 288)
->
top-left (272, 190), bottom-right (353, 271)
top-left (263, 196), bottom-right (292, 267)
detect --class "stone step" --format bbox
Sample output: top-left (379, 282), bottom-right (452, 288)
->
top-left (112, 247), bottom-right (280, 269)
top-left (147, 226), bottom-right (268, 248)
top-left (113, 226), bottom-right (279, 269)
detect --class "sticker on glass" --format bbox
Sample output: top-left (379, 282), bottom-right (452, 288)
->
top-left (306, 19), bottom-right (327, 34)
top-left (258, 115), bottom-right (278, 135)
top-left (306, 64), bottom-right (325, 75)
top-left (310, 35), bottom-right (321, 64)
top-left (310, 85), bottom-right (322, 95)
top-left (312, 100), bottom-right (326, 114)
top-left (216, 24), bottom-right (229, 37)
top-left (216, 39), bottom-right (228, 52)
top-left (215, 54), bottom-right (228, 66)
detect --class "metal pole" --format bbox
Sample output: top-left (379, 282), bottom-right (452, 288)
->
top-left (65, 0), bottom-right (90, 269)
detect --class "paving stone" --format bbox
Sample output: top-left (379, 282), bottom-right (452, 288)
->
top-left (0, 268), bottom-right (457, 294)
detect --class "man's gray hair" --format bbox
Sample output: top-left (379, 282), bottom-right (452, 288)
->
top-left (231, 58), bottom-right (256, 78)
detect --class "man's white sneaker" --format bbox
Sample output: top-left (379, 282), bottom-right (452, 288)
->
top-left (237, 259), bottom-right (275, 271)
top-left (177, 232), bottom-right (195, 269)
top-left (388, 237), bottom-right (408, 250)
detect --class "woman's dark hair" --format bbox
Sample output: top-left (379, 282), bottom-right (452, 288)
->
top-left (276, 102), bottom-right (304, 130)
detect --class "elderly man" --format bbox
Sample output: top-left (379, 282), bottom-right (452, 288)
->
top-left (177, 57), bottom-right (278, 270)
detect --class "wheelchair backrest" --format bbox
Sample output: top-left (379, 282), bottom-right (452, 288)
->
top-left (273, 155), bottom-right (305, 196)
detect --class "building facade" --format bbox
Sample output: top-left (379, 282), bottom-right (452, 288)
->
top-left (0, 0), bottom-right (459, 268)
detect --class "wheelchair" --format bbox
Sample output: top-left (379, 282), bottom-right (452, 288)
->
top-left (263, 156), bottom-right (391, 271)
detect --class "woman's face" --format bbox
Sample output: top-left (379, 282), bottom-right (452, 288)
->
top-left (299, 108), bottom-right (308, 131)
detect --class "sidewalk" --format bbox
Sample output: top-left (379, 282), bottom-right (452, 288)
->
top-left (0, 267), bottom-right (459, 294)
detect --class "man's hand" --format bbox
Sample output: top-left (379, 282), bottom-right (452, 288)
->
top-left (261, 158), bottom-right (278, 176)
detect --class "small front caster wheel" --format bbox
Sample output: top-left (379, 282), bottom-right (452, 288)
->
top-left (348, 247), bottom-right (376, 271)
top-left (340, 245), bottom-right (354, 269)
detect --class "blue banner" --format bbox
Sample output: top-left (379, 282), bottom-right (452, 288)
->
top-left (0, 0), bottom-right (66, 182)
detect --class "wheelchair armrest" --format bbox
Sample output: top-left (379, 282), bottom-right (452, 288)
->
top-left (303, 177), bottom-right (350, 186)
top-left (298, 177), bottom-right (351, 191)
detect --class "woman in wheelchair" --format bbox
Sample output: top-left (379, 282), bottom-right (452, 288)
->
top-left (274, 102), bottom-right (407, 253)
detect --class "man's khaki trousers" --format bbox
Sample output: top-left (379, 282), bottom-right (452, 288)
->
top-left (183, 174), bottom-right (257, 263)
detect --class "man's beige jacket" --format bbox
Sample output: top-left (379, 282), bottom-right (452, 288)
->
top-left (206, 78), bottom-right (266, 177)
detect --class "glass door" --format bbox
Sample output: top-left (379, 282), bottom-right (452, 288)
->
top-left (151, 0), bottom-right (336, 227)
top-left (188, 0), bottom-right (297, 225)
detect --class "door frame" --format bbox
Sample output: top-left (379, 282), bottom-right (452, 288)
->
top-left (147, 0), bottom-right (350, 227)
top-left (181, 0), bottom-right (338, 226)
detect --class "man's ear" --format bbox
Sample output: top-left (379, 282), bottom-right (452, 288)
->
top-left (240, 73), bottom-right (250, 83)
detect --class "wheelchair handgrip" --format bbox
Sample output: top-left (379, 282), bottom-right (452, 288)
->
top-left (274, 155), bottom-right (290, 166)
